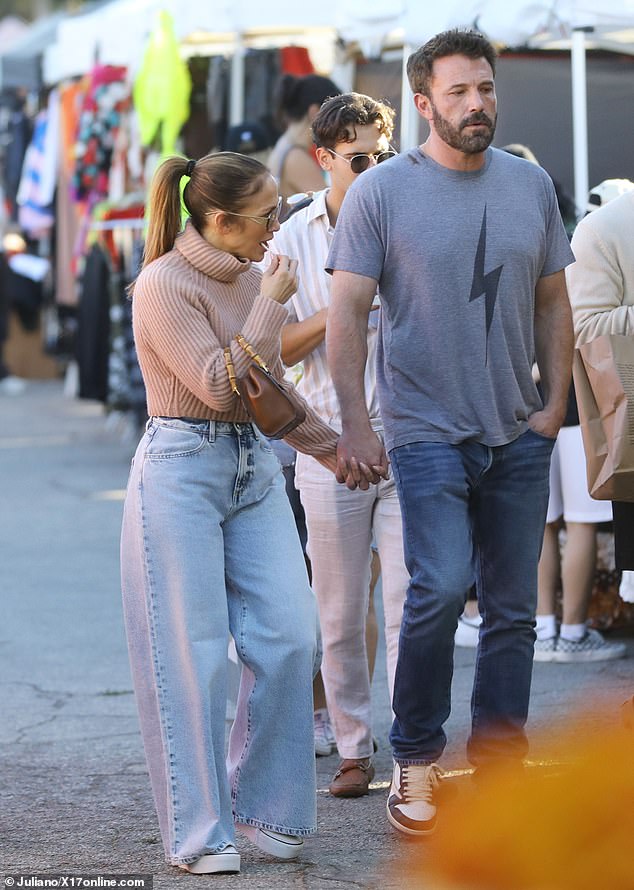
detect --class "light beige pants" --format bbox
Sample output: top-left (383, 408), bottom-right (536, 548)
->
top-left (296, 451), bottom-right (409, 759)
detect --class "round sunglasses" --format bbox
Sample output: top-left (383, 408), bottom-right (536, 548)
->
top-left (327, 148), bottom-right (397, 174)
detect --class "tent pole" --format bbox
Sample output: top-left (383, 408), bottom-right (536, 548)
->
top-left (230, 34), bottom-right (245, 126)
top-left (571, 27), bottom-right (590, 218)
top-left (400, 42), bottom-right (419, 150)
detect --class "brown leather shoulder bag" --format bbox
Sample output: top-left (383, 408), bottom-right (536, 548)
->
top-left (223, 334), bottom-right (305, 439)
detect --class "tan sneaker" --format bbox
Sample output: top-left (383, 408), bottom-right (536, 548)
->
top-left (386, 761), bottom-right (442, 835)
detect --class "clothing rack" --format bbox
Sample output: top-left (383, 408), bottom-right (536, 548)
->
top-left (89, 218), bottom-right (145, 231)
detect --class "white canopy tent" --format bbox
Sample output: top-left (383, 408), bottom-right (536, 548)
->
top-left (475, 1), bottom-right (634, 212)
top-left (42, 0), bottom-right (361, 129)
top-left (0, 11), bottom-right (65, 91)
top-left (42, 0), bottom-right (365, 85)
top-left (41, 0), bottom-right (634, 214)
top-left (340, 1), bottom-right (634, 216)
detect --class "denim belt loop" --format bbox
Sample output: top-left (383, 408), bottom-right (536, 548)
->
top-left (208, 420), bottom-right (217, 443)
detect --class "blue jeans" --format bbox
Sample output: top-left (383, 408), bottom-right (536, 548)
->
top-left (389, 429), bottom-right (555, 767)
top-left (120, 418), bottom-right (319, 866)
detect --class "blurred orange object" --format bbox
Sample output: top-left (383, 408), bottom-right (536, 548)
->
top-left (622, 696), bottom-right (634, 730)
top-left (402, 719), bottom-right (634, 890)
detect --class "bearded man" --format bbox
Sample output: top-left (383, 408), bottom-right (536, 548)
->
top-left (325, 29), bottom-right (574, 835)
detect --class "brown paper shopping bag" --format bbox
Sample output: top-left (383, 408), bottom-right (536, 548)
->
top-left (573, 333), bottom-right (634, 501)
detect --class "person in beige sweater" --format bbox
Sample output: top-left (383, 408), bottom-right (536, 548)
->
top-left (567, 184), bottom-right (634, 591)
top-left (120, 152), bottom-right (359, 876)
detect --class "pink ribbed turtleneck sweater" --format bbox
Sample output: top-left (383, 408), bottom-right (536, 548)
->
top-left (132, 221), bottom-right (338, 463)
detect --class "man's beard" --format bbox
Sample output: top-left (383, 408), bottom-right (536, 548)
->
top-left (431, 103), bottom-right (497, 153)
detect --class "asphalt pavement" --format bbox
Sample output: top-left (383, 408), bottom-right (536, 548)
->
top-left (2, 380), bottom-right (633, 889)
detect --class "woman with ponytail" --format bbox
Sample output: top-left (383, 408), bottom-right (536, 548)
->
top-left (121, 152), bottom-right (343, 874)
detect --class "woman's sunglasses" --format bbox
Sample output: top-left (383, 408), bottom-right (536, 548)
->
top-left (327, 148), bottom-right (397, 175)
top-left (221, 196), bottom-right (283, 232)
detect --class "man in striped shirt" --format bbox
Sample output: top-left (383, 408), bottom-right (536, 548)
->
top-left (269, 93), bottom-right (409, 799)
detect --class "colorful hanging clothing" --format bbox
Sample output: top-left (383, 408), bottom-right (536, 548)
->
top-left (72, 64), bottom-right (130, 202)
top-left (60, 79), bottom-right (87, 177)
top-left (133, 10), bottom-right (191, 157)
top-left (279, 46), bottom-right (315, 76)
top-left (16, 92), bottom-right (59, 238)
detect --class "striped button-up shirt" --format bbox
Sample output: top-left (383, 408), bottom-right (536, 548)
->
top-left (270, 188), bottom-right (381, 432)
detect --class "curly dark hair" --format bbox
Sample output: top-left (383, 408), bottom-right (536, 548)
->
top-left (311, 92), bottom-right (395, 150)
top-left (407, 29), bottom-right (497, 97)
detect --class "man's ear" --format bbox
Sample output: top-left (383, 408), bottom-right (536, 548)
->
top-left (315, 146), bottom-right (334, 172)
top-left (413, 92), bottom-right (433, 122)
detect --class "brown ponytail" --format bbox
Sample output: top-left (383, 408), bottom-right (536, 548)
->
top-left (141, 156), bottom-right (189, 270)
top-left (129, 151), bottom-right (271, 295)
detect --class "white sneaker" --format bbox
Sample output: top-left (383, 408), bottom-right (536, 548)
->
top-left (555, 628), bottom-right (627, 662)
top-left (619, 571), bottom-right (634, 603)
top-left (238, 825), bottom-right (303, 860)
top-left (181, 844), bottom-right (240, 873)
top-left (0, 375), bottom-right (26, 395)
top-left (454, 613), bottom-right (482, 648)
top-left (386, 761), bottom-right (442, 836)
top-left (314, 708), bottom-right (336, 756)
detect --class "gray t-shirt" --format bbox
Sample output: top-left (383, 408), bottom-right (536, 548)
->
top-left (326, 146), bottom-right (574, 450)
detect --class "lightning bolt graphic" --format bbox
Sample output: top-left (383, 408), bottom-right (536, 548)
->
top-left (469, 206), bottom-right (503, 365)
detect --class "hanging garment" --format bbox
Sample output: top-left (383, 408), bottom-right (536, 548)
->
top-left (206, 55), bottom-right (229, 151)
top-left (133, 10), bottom-right (192, 156)
top-left (279, 46), bottom-right (315, 76)
top-left (56, 81), bottom-right (87, 304)
top-left (16, 111), bottom-right (55, 237)
top-left (103, 231), bottom-right (145, 421)
top-left (182, 57), bottom-right (217, 160)
top-left (17, 91), bottom-right (60, 238)
top-left (108, 261), bottom-right (145, 423)
top-left (244, 49), bottom-right (280, 146)
top-left (76, 243), bottom-right (111, 401)
top-left (3, 104), bottom-right (32, 221)
top-left (72, 64), bottom-right (130, 202)
top-left (60, 79), bottom-right (87, 177)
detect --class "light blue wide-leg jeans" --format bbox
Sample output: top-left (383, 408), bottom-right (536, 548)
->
top-left (120, 418), bottom-right (319, 867)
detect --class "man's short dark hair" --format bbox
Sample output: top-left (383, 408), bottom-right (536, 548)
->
top-left (311, 92), bottom-right (395, 150)
top-left (407, 29), bottom-right (497, 97)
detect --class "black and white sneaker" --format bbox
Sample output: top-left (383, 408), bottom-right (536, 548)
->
top-left (181, 845), bottom-right (240, 873)
top-left (386, 761), bottom-right (442, 836)
top-left (238, 825), bottom-right (303, 860)
top-left (555, 629), bottom-right (626, 662)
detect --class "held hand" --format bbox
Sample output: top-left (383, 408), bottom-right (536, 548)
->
top-left (335, 429), bottom-right (389, 490)
top-left (527, 408), bottom-right (561, 440)
top-left (339, 458), bottom-right (389, 491)
top-left (261, 253), bottom-right (299, 304)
